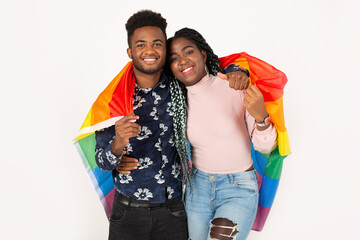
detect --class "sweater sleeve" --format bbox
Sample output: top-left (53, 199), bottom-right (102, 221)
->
top-left (245, 110), bottom-right (278, 154)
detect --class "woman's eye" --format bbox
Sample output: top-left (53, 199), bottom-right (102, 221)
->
top-left (170, 57), bottom-right (178, 63)
top-left (185, 50), bottom-right (193, 55)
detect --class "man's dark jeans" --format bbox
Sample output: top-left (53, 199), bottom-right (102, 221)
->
top-left (108, 193), bottom-right (188, 240)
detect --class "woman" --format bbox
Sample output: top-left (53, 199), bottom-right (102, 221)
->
top-left (167, 28), bottom-right (277, 240)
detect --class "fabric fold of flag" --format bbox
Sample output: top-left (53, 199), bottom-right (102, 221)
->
top-left (219, 52), bottom-right (290, 231)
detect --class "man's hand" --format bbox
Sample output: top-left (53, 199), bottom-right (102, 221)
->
top-left (217, 71), bottom-right (250, 90)
top-left (111, 115), bottom-right (141, 156)
top-left (244, 85), bottom-right (268, 124)
top-left (116, 153), bottom-right (139, 174)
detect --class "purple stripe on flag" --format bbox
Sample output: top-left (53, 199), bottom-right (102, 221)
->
top-left (252, 205), bottom-right (271, 231)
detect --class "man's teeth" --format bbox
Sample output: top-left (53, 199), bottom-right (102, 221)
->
top-left (144, 58), bottom-right (156, 62)
top-left (182, 67), bottom-right (193, 73)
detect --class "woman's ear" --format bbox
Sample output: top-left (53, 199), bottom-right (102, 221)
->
top-left (201, 50), bottom-right (207, 63)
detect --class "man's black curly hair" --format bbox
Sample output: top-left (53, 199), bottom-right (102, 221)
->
top-left (125, 10), bottom-right (167, 47)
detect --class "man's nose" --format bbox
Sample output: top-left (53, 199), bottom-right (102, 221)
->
top-left (144, 45), bottom-right (156, 54)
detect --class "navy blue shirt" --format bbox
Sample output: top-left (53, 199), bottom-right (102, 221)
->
top-left (95, 73), bottom-right (182, 203)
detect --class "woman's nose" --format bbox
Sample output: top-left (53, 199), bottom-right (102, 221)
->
top-left (178, 56), bottom-right (187, 65)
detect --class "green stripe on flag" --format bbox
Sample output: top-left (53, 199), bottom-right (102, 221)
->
top-left (78, 133), bottom-right (98, 170)
top-left (264, 146), bottom-right (285, 179)
top-left (260, 152), bottom-right (271, 159)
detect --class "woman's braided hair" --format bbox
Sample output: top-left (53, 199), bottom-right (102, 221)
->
top-left (165, 28), bottom-right (223, 189)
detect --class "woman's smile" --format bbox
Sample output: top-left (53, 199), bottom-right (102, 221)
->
top-left (169, 37), bottom-right (207, 86)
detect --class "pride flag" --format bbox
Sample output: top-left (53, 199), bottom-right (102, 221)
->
top-left (74, 62), bottom-right (135, 217)
top-left (219, 52), bottom-right (290, 231)
top-left (74, 52), bottom-right (290, 230)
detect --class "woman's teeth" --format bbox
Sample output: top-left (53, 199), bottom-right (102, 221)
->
top-left (182, 66), bottom-right (193, 73)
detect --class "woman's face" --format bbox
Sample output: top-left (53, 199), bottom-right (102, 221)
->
top-left (169, 37), bottom-right (207, 86)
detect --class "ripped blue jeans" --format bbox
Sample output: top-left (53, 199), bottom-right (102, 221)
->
top-left (185, 169), bottom-right (258, 240)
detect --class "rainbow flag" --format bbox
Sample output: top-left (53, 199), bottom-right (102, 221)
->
top-left (74, 62), bottom-right (135, 217)
top-left (74, 53), bottom-right (290, 230)
top-left (219, 52), bottom-right (290, 231)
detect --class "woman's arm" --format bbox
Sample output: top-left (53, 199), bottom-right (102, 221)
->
top-left (244, 85), bottom-right (277, 154)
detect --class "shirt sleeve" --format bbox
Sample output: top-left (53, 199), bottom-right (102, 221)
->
top-left (245, 110), bottom-right (278, 154)
top-left (95, 125), bottom-right (122, 171)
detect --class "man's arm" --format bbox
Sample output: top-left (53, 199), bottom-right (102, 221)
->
top-left (217, 64), bottom-right (250, 90)
top-left (95, 115), bottom-right (141, 171)
top-left (111, 115), bottom-right (141, 156)
top-left (95, 127), bottom-right (121, 171)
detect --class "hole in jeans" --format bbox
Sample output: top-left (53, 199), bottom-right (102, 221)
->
top-left (209, 218), bottom-right (238, 240)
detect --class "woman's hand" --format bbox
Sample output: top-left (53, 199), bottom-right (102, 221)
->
top-left (116, 154), bottom-right (139, 175)
top-left (244, 85), bottom-right (268, 123)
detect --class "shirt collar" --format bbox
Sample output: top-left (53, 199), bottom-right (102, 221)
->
top-left (134, 72), bottom-right (168, 94)
top-left (186, 73), bottom-right (215, 94)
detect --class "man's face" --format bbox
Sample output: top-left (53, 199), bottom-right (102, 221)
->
top-left (127, 26), bottom-right (166, 75)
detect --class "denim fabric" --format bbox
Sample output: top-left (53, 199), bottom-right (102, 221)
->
top-left (185, 169), bottom-right (259, 240)
top-left (108, 193), bottom-right (188, 240)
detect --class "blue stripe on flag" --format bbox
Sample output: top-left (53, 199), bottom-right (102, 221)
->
top-left (92, 167), bottom-right (114, 197)
top-left (251, 143), bottom-right (268, 177)
top-left (258, 175), bottom-right (279, 208)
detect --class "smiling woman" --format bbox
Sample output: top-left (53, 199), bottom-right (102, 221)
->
top-left (168, 37), bottom-right (208, 86)
top-left (166, 28), bottom-right (281, 240)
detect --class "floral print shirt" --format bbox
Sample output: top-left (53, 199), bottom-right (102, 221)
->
top-left (95, 73), bottom-right (182, 203)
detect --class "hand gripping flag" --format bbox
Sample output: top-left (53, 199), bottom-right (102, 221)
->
top-left (219, 52), bottom-right (290, 231)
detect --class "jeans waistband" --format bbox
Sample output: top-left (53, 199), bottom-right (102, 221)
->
top-left (192, 167), bottom-right (257, 182)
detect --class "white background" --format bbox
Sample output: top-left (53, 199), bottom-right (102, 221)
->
top-left (1, 0), bottom-right (359, 239)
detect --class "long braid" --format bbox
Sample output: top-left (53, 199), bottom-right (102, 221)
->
top-left (169, 79), bottom-right (191, 185)
top-left (166, 28), bottom-right (223, 191)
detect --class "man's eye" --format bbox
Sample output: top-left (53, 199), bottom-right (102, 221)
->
top-left (185, 50), bottom-right (193, 55)
top-left (137, 44), bottom-right (145, 48)
top-left (154, 43), bottom-right (162, 47)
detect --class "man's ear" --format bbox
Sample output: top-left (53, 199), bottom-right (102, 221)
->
top-left (127, 48), bottom-right (132, 59)
top-left (201, 50), bottom-right (207, 63)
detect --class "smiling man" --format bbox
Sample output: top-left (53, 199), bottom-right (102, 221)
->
top-left (126, 25), bottom-right (166, 87)
top-left (94, 10), bottom-right (189, 240)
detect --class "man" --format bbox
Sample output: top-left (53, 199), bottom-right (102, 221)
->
top-left (95, 10), bottom-right (249, 240)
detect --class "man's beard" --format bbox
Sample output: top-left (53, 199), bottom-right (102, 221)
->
top-left (132, 58), bottom-right (163, 74)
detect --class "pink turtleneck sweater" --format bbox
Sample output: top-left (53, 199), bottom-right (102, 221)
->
top-left (186, 74), bottom-right (277, 174)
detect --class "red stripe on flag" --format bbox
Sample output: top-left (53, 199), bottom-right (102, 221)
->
top-left (109, 62), bottom-right (136, 117)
